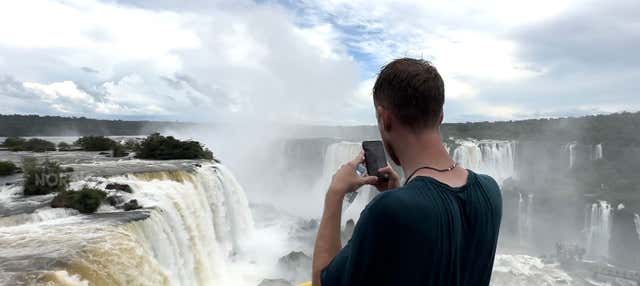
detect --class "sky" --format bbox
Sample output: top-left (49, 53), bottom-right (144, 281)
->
top-left (0, 0), bottom-right (638, 125)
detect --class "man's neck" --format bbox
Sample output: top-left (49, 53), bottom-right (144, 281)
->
top-left (394, 129), bottom-right (454, 177)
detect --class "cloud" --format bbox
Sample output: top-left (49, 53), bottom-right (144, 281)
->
top-left (0, 0), bottom-right (367, 124)
top-left (0, 0), bottom-right (638, 124)
top-left (269, 0), bottom-right (640, 122)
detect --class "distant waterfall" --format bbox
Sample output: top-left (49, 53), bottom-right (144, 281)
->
top-left (317, 141), bottom-right (379, 226)
top-left (517, 193), bottom-right (534, 247)
top-left (0, 164), bottom-right (255, 286)
top-left (564, 142), bottom-right (577, 169)
top-left (451, 140), bottom-right (515, 184)
top-left (592, 144), bottom-right (603, 160)
top-left (314, 141), bottom-right (363, 203)
top-left (584, 201), bottom-right (612, 260)
top-left (563, 142), bottom-right (603, 169)
top-left (635, 213), bottom-right (640, 241)
top-left (320, 142), bottom-right (363, 180)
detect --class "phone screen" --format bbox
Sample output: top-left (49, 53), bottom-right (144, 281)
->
top-left (362, 140), bottom-right (389, 182)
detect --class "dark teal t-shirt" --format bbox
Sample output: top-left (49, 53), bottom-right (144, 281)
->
top-left (321, 170), bottom-right (502, 286)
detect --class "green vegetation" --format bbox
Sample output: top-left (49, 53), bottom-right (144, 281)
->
top-left (22, 158), bottom-right (69, 195)
top-left (123, 138), bottom-right (140, 151)
top-left (75, 136), bottom-right (116, 151)
top-left (74, 136), bottom-right (129, 157)
top-left (57, 142), bottom-right (72, 151)
top-left (51, 187), bottom-right (107, 214)
top-left (111, 142), bottom-right (128, 157)
top-left (0, 114), bottom-right (193, 137)
top-left (23, 138), bottom-right (56, 152)
top-left (2, 137), bottom-right (55, 152)
top-left (0, 161), bottom-right (18, 176)
top-left (19, 159), bottom-right (104, 213)
top-left (136, 133), bottom-right (215, 160)
top-left (440, 112), bottom-right (640, 145)
top-left (2, 137), bottom-right (26, 150)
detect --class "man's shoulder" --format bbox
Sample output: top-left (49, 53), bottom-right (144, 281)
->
top-left (363, 185), bottom-right (436, 218)
top-left (472, 171), bottom-right (501, 193)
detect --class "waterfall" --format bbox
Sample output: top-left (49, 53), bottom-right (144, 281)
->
top-left (635, 213), bottom-right (640, 241)
top-left (314, 141), bottom-right (363, 203)
top-left (451, 140), bottom-right (515, 184)
top-left (316, 141), bottom-right (379, 226)
top-left (564, 142), bottom-right (577, 169)
top-left (592, 144), bottom-right (603, 160)
top-left (0, 163), bottom-right (255, 286)
top-left (517, 193), bottom-right (534, 247)
top-left (584, 201), bottom-right (612, 260)
top-left (320, 142), bottom-right (363, 180)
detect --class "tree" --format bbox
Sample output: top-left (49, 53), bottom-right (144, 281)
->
top-left (58, 142), bottom-right (71, 151)
top-left (23, 138), bottom-right (56, 152)
top-left (51, 187), bottom-right (107, 213)
top-left (22, 158), bottom-right (69, 195)
top-left (136, 133), bottom-right (215, 160)
top-left (0, 161), bottom-right (18, 176)
top-left (75, 136), bottom-right (116, 151)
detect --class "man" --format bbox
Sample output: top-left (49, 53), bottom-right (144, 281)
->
top-left (312, 58), bottom-right (502, 286)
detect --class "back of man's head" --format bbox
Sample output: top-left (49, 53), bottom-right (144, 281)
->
top-left (373, 58), bottom-right (445, 131)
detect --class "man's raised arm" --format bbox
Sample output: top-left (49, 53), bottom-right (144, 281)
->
top-left (312, 152), bottom-right (377, 286)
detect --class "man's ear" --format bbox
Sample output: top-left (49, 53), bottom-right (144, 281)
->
top-left (377, 106), bottom-right (392, 132)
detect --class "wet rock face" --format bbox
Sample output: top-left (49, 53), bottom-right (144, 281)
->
top-left (105, 195), bottom-right (125, 207)
top-left (610, 208), bottom-right (640, 268)
top-left (257, 278), bottom-right (293, 286)
top-left (278, 251), bottom-right (312, 283)
top-left (121, 199), bottom-right (141, 211)
top-left (105, 183), bottom-right (133, 193)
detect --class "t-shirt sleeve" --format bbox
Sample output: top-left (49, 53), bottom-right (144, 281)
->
top-left (320, 196), bottom-right (392, 286)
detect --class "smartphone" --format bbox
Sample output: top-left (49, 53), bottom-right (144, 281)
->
top-left (362, 140), bottom-right (389, 182)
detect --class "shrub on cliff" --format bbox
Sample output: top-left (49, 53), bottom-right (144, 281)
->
top-left (136, 133), bottom-right (215, 160)
top-left (23, 138), bottom-right (56, 152)
top-left (111, 142), bottom-right (129, 157)
top-left (22, 158), bottom-right (69, 195)
top-left (57, 142), bottom-right (72, 151)
top-left (2, 137), bottom-right (55, 152)
top-left (75, 136), bottom-right (116, 151)
top-left (51, 187), bottom-right (107, 213)
top-left (2, 137), bottom-right (26, 150)
top-left (0, 161), bottom-right (18, 176)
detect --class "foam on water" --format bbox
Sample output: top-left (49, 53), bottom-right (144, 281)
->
top-left (37, 270), bottom-right (90, 286)
top-left (490, 254), bottom-right (573, 286)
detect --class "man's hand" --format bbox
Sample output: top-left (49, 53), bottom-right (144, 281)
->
top-left (314, 151), bottom-right (378, 286)
top-left (372, 165), bottom-right (401, 191)
top-left (327, 151), bottom-right (378, 199)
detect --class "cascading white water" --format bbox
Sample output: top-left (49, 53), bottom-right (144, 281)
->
top-left (320, 142), bottom-right (363, 180)
top-left (592, 144), bottom-right (603, 160)
top-left (315, 141), bottom-right (379, 226)
top-left (634, 213), bottom-right (640, 241)
top-left (451, 140), bottom-right (516, 184)
top-left (564, 142), bottom-right (577, 168)
top-left (584, 201), bottom-right (611, 260)
top-left (490, 254), bottom-right (573, 286)
top-left (517, 193), bottom-right (534, 247)
top-left (0, 163), bottom-right (255, 286)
